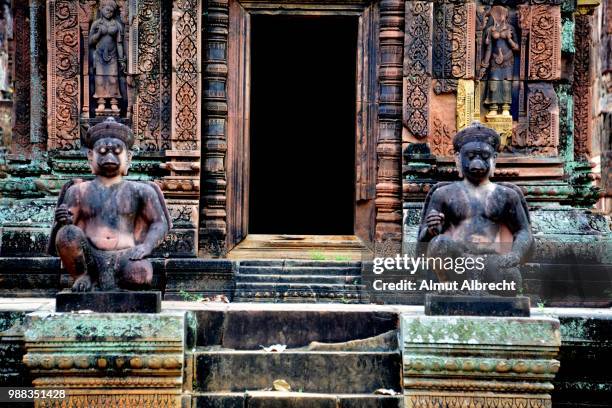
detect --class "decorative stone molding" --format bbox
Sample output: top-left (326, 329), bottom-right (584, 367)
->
top-left (401, 315), bottom-right (561, 408)
top-left (23, 311), bottom-right (186, 407)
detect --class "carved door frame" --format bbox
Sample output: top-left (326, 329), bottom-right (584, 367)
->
top-left (224, 0), bottom-right (381, 252)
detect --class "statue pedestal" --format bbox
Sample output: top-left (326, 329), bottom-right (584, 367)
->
top-left (401, 314), bottom-right (560, 407)
top-left (55, 291), bottom-right (162, 313)
top-left (23, 311), bottom-right (185, 407)
top-left (485, 112), bottom-right (513, 146)
top-left (425, 294), bottom-right (531, 317)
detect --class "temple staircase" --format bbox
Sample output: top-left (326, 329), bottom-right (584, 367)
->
top-left (188, 307), bottom-right (402, 407)
top-left (233, 260), bottom-right (369, 303)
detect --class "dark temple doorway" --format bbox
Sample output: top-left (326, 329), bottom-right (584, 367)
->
top-left (248, 15), bottom-right (358, 235)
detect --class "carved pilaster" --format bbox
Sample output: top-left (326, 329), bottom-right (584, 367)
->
top-left (11, 0), bottom-right (30, 155)
top-left (573, 10), bottom-right (594, 161)
top-left (128, 0), bottom-right (171, 151)
top-left (403, 2), bottom-right (430, 139)
top-left (200, 0), bottom-right (228, 257)
top-left (29, 0), bottom-right (46, 149)
top-left (528, 5), bottom-right (562, 81)
top-left (376, 0), bottom-right (404, 249)
top-left (47, 0), bottom-right (80, 150)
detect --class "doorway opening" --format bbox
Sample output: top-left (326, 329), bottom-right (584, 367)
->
top-left (248, 15), bottom-right (358, 235)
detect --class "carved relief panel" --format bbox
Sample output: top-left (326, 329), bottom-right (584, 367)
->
top-left (46, 0), bottom-right (173, 152)
top-left (403, 0), bottom-right (563, 158)
top-left (402, 0), bottom-right (590, 209)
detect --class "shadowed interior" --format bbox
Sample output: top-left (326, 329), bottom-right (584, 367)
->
top-left (249, 15), bottom-right (358, 235)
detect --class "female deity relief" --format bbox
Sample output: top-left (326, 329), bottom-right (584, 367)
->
top-left (479, 5), bottom-right (519, 118)
top-left (89, 0), bottom-right (125, 114)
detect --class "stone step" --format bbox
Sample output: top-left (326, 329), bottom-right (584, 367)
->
top-left (193, 309), bottom-right (399, 349)
top-left (236, 274), bottom-right (362, 285)
top-left (239, 260), bottom-right (362, 268)
top-left (236, 282), bottom-right (365, 291)
top-left (233, 290), bottom-right (365, 303)
top-left (232, 294), bottom-right (366, 304)
top-left (238, 265), bottom-right (362, 276)
top-left (193, 350), bottom-right (401, 394)
top-left (193, 392), bottom-right (403, 408)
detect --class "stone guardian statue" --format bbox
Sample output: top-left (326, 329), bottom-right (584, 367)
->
top-left (418, 122), bottom-right (533, 295)
top-left (48, 118), bottom-right (171, 292)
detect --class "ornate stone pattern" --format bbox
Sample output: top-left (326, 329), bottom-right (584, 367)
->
top-left (200, 0), bottom-right (227, 256)
top-left (29, 0), bottom-right (47, 148)
top-left (402, 315), bottom-right (561, 408)
top-left (430, 116), bottom-right (454, 157)
top-left (35, 393), bottom-right (180, 407)
top-left (11, 1), bottom-right (31, 154)
top-left (456, 79), bottom-right (476, 131)
top-left (135, 0), bottom-right (162, 151)
top-left (24, 312), bottom-right (185, 408)
top-left (376, 0), bottom-right (404, 246)
top-left (405, 394), bottom-right (552, 408)
top-left (573, 13), bottom-right (592, 161)
top-left (403, 1), bottom-right (431, 139)
top-left (47, 0), bottom-right (80, 150)
top-left (433, 2), bottom-right (475, 82)
top-left (172, 0), bottom-right (200, 151)
top-left (526, 83), bottom-right (559, 155)
top-left (528, 5), bottom-right (561, 81)
top-left (404, 356), bottom-right (560, 376)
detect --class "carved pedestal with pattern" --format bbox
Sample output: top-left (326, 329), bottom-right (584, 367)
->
top-left (401, 314), bottom-right (561, 408)
top-left (23, 311), bottom-right (185, 407)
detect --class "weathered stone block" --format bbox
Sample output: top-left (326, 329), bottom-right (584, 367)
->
top-left (553, 313), bottom-right (612, 407)
top-left (193, 393), bottom-right (246, 408)
top-left (194, 351), bottom-right (401, 394)
top-left (194, 309), bottom-right (398, 349)
top-left (248, 393), bottom-right (337, 408)
top-left (23, 311), bottom-right (185, 407)
top-left (55, 291), bottom-right (162, 313)
top-left (401, 314), bottom-right (561, 407)
top-left (425, 294), bottom-right (531, 317)
top-left (164, 259), bottom-right (235, 301)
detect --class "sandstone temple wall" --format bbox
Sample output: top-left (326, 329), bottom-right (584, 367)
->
top-left (0, 0), bottom-right (608, 301)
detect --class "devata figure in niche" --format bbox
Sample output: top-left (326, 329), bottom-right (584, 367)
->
top-left (479, 5), bottom-right (519, 118)
top-left (89, 0), bottom-right (125, 114)
top-left (48, 118), bottom-right (171, 291)
top-left (418, 122), bottom-right (533, 295)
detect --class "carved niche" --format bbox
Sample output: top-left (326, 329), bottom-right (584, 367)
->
top-left (47, 0), bottom-right (172, 152)
top-left (472, 2), bottom-right (562, 155)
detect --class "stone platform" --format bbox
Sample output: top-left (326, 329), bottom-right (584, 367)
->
top-left (0, 300), bottom-right (610, 407)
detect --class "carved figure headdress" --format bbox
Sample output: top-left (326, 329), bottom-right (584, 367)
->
top-left (100, 0), bottom-right (118, 10)
top-left (83, 117), bottom-right (135, 149)
top-left (452, 121), bottom-right (501, 153)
